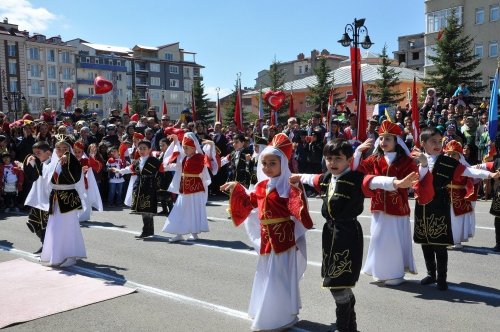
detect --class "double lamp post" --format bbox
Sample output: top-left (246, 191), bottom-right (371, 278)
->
top-left (3, 91), bottom-right (26, 121)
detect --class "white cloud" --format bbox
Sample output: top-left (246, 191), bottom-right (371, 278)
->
top-left (0, 0), bottom-right (57, 33)
top-left (205, 86), bottom-right (234, 101)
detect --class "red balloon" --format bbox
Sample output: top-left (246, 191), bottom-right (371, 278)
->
top-left (63, 87), bottom-right (74, 109)
top-left (94, 76), bottom-right (113, 94)
top-left (263, 90), bottom-right (286, 111)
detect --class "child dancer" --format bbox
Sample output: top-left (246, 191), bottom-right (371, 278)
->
top-left (413, 127), bottom-right (500, 290)
top-left (442, 140), bottom-right (477, 248)
top-left (40, 137), bottom-right (87, 267)
top-left (73, 141), bottom-right (103, 221)
top-left (353, 120), bottom-right (418, 286)
top-left (222, 133), bottom-right (251, 188)
top-left (23, 141), bottom-right (52, 254)
top-left (155, 138), bottom-right (174, 215)
top-left (113, 140), bottom-right (162, 239)
top-left (291, 138), bottom-right (418, 332)
top-left (221, 133), bottom-right (314, 332)
top-left (106, 146), bottom-right (127, 207)
top-left (247, 134), bottom-right (268, 190)
top-left (162, 132), bottom-right (211, 242)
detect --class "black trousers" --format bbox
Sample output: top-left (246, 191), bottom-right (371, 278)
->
top-left (495, 217), bottom-right (500, 245)
top-left (141, 214), bottom-right (154, 236)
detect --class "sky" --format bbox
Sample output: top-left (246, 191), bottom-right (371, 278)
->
top-left (0, 0), bottom-right (424, 101)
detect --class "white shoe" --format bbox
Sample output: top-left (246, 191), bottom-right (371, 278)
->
top-left (59, 257), bottom-right (77, 267)
top-left (384, 277), bottom-right (405, 286)
top-left (187, 233), bottom-right (199, 241)
top-left (169, 234), bottom-right (184, 243)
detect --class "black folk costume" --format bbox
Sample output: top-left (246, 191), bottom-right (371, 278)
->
top-left (223, 148), bottom-right (251, 188)
top-left (415, 154), bottom-right (492, 290)
top-left (23, 155), bottom-right (50, 253)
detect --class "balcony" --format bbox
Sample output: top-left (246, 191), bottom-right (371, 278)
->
top-left (77, 79), bottom-right (94, 85)
top-left (135, 80), bottom-right (148, 86)
top-left (77, 94), bottom-right (102, 100)
top-left (78, 62), bottom-right (127, 72)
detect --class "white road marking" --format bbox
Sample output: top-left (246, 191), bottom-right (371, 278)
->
top-left (0, 244), bottom-right (309, 332)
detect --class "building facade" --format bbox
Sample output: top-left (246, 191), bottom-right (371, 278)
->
top-left (255, 49), bottom-right (348, 89)
top-left (393, 33), bottom-right (425, 71)
top-left (425, 0), bottom-right (500, 96)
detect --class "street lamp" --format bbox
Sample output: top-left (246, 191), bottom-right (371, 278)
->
top-left (338, 18), bottom-right (373, 106)
top-left (3, 91), bottom-right (26, 121)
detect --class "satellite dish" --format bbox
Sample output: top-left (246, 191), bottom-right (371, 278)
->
top-left (400, 62), bottom-right (407, 68)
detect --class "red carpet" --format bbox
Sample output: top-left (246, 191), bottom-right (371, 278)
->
top-left (0, 259), bottom-right (136, 328)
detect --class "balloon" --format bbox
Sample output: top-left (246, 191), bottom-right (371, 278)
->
top-left (94, 76), bottom-right (113, 94)
top-left (63, 87), bottom-right (74, 109)
top-left (263, 90), bottom-right (286, 111)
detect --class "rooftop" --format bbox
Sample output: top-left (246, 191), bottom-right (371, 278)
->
top-left (82, 42), bottom-right (132, 54)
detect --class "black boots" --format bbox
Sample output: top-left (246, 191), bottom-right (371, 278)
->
top-left (136, 216), bottom-right (154, 239)
top-left (494, 218), bottom-right (500, 252)
top-left (435, 246), bottom-right (448, 291)
top-left (421, 246), bottom-right (437, 285)
top-left (333, 296), bottom-right (358, 332)
top-left (421, 245), bottom-right (448, 290)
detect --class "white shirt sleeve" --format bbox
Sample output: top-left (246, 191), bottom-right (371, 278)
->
top-left (462, 166), bottom-right (491, 179)
top-left (300, 174), bottom-right (316, 187)
top-left (369, 176), bottom-right (396, 191)
top-left (118, 167), bottom-right (132, 175)
top-left (418, 165), bottom-right (429, 180)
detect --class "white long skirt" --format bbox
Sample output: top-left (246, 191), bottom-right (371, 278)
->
top-left (362, 212), bottom-right (417, 281)
top-left (451, 207), bottom-right (475, 245)
top-left (41, 202), bottom-right (87, 266)
top-left (78, 197), bottom-right (91, 222)
top-left (162, 191), bottom-right (209, 235)
top-left (248, 246), bottom-right (301, 331)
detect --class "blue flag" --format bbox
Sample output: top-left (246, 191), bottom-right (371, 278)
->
top-left (488, 69), bottom-right (499, 142)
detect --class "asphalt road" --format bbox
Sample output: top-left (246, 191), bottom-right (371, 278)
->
top-left (1, 197), bottom-right (499, 332)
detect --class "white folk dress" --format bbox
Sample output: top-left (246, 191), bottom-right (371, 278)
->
top-left (360, 152), bottom-right (417, 281)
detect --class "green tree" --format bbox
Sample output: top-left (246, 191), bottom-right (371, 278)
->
top-left (424, 8), bottom-right (485, 98)
top-left (307, 57), bottom-right (339, 114)
top-left (131, 90), bottom-right (142, 115)
top-left (192, 79), bottom-right (213, 123)
top-left (370, 44), bottom-right (405, 105)
top-left (82, 100), bottom-right (89, 113)
top-left (267, 58), bottom-right (288, 124)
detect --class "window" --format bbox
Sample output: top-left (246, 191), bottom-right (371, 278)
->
top-left (169, 65), bottom-right (179, 74)
top-left (170, 106), bottom-right (179, 115)
top-left (366, 89), bottom-right (373, 102)
top-left (31, 64), bottom-right (41, 77)
top-left (117, 60), bottom-right (121, 66)
top-left (8, 61), bottom-right (16, 75)
top-left (489, 42), bottom-right (498, 57)
top-left (150, 77), bottom-right (160, 86)
top-left (48, 66), bottom-right (56, 79)
top-left (88, 87), bottom-right (94, 95)
top-left (61, 51), bottom-right (71, 64)
top-left (475, 7), bottom-right (485, 24)
top-left (412, 52), bottom-right (420, 60)
top-left (165, 52), bottom-right (173, 61)
top-left (85, 57), bottom-right (90, 63)
top-left (491, 5), bottom-right (500, 21)
top-left (407, 88), bottom-right (411, 100)
top-left (29, 47), bottom-right (40, 60)
top-left (171, 92), bottom-right (179, 101)
top-left (425, 46), bottom-right (438, 66)
top-left (426, 6), bottom-right (463, 33)
top-left (9, 79), bottom-right (18, 92)
top-left (117, 74), bottom-right (122, 81)
top-left (398, 54), bottom-right (406, 63)
top-left (46, 49), bottom-right (55, 62)
top-left (125, 61), bottom-right (131, 71)
top-left (170, 79), bottom-right (179, 87)
top-left (62, 67), bottom-right (72, 80)
top-left (184, 67), bottom-right (190, 77)
top-left (150, 63), bottom-right (160, 72)
top-left (95, 58), bottom-right (100, 64)
top-left (474, 43), bottom-right (484, 58)
top-left (305, 65), bottom-right (309, 73)
top-left (31, 81), bottom-right (42, 94)
top-left (184, 80), bottom-right (191, 92)
top-left (127, 75), bottom-right (132, 86)
top-left (298, 66), bottom-right (303, 74)
top-left (105, 72), bottom-right (112, 80)
top-left (474, 80), bottom-right (483, 88)
top-left (87, 72), bottom-right (94, 80)
top-left (150, 91), bottom-right (160, 100)
top-left (108, 59), bottom-right (113, 65)
top-left (48, 82), bottom-right (57, 95)
top-left (7, 44), bottom-right (16, 57)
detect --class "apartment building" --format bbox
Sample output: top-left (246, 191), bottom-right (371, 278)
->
top-left (425, 0), bottom-right (500, 96)
top-left (255, 49), bottom-right (348, 89)
top-left (67, 39), bottom-right (131, 118)
top-left (132, 43), bottom-right (203, 119)
top-left (393, 33), bottom-right (425, 71)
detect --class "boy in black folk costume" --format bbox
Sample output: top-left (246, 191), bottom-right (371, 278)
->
top-left (247, 135), bottom-right (268, 189)
top-left (413, 127), bottom-right (500, 290)
top-left (23, 141), bottom-right (52, 254)
top-left (290, 138), bottom-right (418, 332)
top-left (113, 140), bottom-right (163, 238)
top-left (222, 133), bottom-right (251, 188)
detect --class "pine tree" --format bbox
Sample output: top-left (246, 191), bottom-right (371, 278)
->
top-left (424, 8), bottom-right (485, 98)
top-left (130, 90), bottom-right (142, 115)
top-left (307, 57), bottom-right (339, 114)
top-left (267, 58), bottom-right (288, 124)
top-left (192, 79), bottom-right (213, 123)
top-left (222, 80), bottom-right (238, 125)
top-left (370, 44), bottom-right (405, 105)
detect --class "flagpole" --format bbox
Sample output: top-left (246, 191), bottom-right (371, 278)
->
top-left (216, 87), bottom-right (220, 123)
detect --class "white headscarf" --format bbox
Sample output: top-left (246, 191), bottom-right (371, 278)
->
top-left (372, 135), bottom-right (411, 156)
top-left (256, 146), bottom-right (291, 198)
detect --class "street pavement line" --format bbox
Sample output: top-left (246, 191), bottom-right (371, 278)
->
top-left (0, 244), bottom-right (309, 332)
